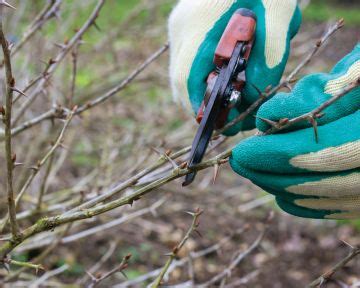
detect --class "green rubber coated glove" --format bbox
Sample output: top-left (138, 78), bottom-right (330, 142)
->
top-left (230, 44), bottom-right (360, 219)
top-left (168, 0), bottom-right (302, 135)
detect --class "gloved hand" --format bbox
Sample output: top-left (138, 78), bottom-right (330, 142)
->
top-left (230, 44), bottom-right (360, 219)
top-left (168, 0), bottom-right (302, 135)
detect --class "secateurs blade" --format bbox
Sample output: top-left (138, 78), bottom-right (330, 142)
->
top-left (183, 8), bottom-right (257, 186)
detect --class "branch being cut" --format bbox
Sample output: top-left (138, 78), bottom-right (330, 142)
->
top-left (262, 78), bottom-right (360, 140)
top-left (220, 19), bottom-right (345, 134)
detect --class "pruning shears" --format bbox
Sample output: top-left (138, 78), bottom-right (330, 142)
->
top-left (183, 8), bottom-right (257, 186)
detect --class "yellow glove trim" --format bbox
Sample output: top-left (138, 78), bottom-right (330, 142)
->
top-left (295, 195), bottom-right (360, 211)
top-left (290, 140), bottom-right (360, 172)
top-left (326, 211), bottom-right (360, 219)
top-left (168, 0), bottom-right (297, 111)
top-left (263, 0), bottom-right (297, 68)
top-left (287, 172), bottom-right (360, 197)
top-left (168, 0), bottom-right (235, 111)
top-left (325, 60), bottom-right (360, 96)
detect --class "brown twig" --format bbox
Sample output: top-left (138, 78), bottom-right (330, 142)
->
top-left (196, 214), bottom-right (272, 287)
top-left (263, 78), bottom-right (360, 140)
top-left (220, 19), bottom-right (344, 134)
top-left (13, 0), bottom-right (105, 125)
top-left (0, 106), bottom-right (77, 233)
top-left (0, 4), bottom-right (20, 240)
top-left (150, 208), bottom-right (203, 288)
top-left (308, 245), bottom-right (360, 287)
top-left (7, 42), bottom-right (169, 140)
top-left (10, 0), bottom-right (62, 58)
top-left (87, 254), bottom-right (132, 288)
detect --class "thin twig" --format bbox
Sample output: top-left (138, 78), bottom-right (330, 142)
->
top-left (150, 208), bottom-right (203, 288)
top-left (0, 106), bottom-right (77, 233)
top-left (10, 0), bottom-right (62, 57)
top-left (220, 19), bottom-right (344, 134)
top-left (263, 78), bottom-right (360, 138)
top-left (87, 254), bottom-right (132, 288)
top-left (13, 0), bottom-right (105, 125)
top-left (196, 214), bottom-right (272, 287)
top-left (308, 246), bottom-right (360, 287)
top-left (7, 43), bottom-right (169, 139)
top-left (0, 5), bottom-right (20, 240)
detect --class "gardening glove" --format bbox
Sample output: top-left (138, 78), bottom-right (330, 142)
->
top-left (168, 0), bottom-right (302, 135)
top-left (230, 44), bottom-right (360, 219)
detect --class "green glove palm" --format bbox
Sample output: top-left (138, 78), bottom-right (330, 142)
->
top-left (169, 0), bottom-right (302, 135)
top-left (230, 44), bottom-right (360, 219)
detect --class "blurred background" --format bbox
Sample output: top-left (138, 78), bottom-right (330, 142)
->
top-left (0, 0), bottom-right (359, 287)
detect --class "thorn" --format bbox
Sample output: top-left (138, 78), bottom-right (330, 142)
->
top-left (179, 162), bottom-right (187, 169)
top-left (92, 21), bottom-right (101, 31)
top-left (340, 239), bottom-right (355, 249)
top-left (308, 116), bottom-right (319, 143)
top-left (11, 87), bottom-right (27, 98)
top-left (278, 118), bottom-right (289, 127)
top-left (0, 1), bottom-right (16, 10)
top-left (120, 270), bottom-right (128, 279)
top-left (185, 211), bottom-right (195, 217)
top-left (213, 164), bottom-right (220, 184)
top-left (284, 83), bottom-right (293, 92)
top-left (265, 85), bottom-right (272, 93)
top-left (250, 83), bottom-right (263, 97)
top-left (11, 153), bottom-right (16, 163)
top-left (193, 229), bottom-right (203, 238)
top-left (256, 116), bottom-right (279, 128)
top-left (14, 162), bottom-right (24, 168)
top-left (337, 18), bottom-right (345, 28)
top-left (53, 42), bottom-right (66, 49)
top-left (163, 253), bottom-right (173, 257)
top-left (315, 112), bottom-right (325, 119)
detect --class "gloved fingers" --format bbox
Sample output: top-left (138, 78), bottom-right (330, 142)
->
top-left (222, 103), bottom-right (257, 136)
top-left (242, 0), bottom-right (301, 104)
top-left (169, 0), bottom-right (301, 125)
top-left (276, 197), bottom-right (360, 220)
top-left (256, 44), bottom-right (360, 132)
top-left (231, 110), bottom-right (360, 174)
top-left (230, 162), bottom-right (360, 199)
top-left (275, 197), bottom-right (338, 219)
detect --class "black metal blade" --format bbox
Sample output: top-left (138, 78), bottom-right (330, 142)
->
top-left (183, 42), bottom-right (245, 186)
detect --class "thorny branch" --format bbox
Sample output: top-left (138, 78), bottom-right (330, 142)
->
top-left (0, 2), bottom-right (356, 285)
top-left (308, 244), bottom-right (360, 287)
top-left (87, 253), bottom-right (132, 288)
top-left (13, 0), bottom-right (106, 125)
top-left (0, 2), bottom-right (20, 240)
top-left (150, 208), bottom-right (203, 288)
top-left (196, 214), bottom-right (272, 287)
top-left (262, 78), bottom-right (360, 141)
top-left (10, 0), bottom-right (62, 58)
top-left (0, 106), bottom-right (77, 233)
top-left (7, 43), bottom-right (169, 139)
top-left (0, 18), bottom-right (354, 262)
top-left (220, 19), bottom-right (345, 134)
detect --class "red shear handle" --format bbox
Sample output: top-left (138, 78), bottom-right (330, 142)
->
top-left (214, 8), bottom-right (257, 67)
